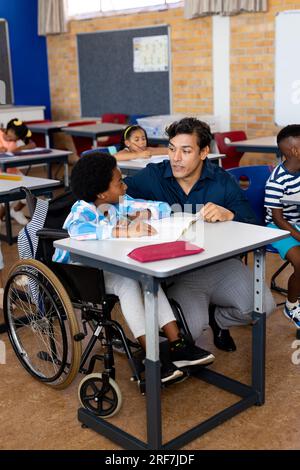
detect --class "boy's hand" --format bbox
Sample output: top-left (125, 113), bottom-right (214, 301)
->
top-left (0, 146), bottom-right (7, 152)
top-left (113, 220), bottom-right (156, 237)
top-left (200, 202), bottom-right (234, 223)
top-left (128, 209), bottom-right (151, 221)
top-left (128, 220), bottom-right (157, 237)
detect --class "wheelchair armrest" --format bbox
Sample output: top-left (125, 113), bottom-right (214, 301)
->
top-left (36, 228), bottom-right (69, 240)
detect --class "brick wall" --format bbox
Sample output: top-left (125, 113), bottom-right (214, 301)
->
top-left (46, 1), bottom-right (299, 164)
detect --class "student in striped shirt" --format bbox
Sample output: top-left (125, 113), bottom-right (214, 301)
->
top-left (265, 125), bottom-right (300, 328)
top-left (53, 152), bottom-right (215, 383)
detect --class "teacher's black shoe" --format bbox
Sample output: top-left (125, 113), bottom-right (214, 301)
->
top-left (209, 305), bottom-right (237, 352)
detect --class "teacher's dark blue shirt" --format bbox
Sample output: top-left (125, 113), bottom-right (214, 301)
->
top-left (124, 159), bottom-right (257, 224)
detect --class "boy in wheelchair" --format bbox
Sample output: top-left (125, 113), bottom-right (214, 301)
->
top-left (53, 152), bottom-right (215, 383)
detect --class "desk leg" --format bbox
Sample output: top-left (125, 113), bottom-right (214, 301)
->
top-left (143, 276), bottom-right (162, 450)
top-left (64, 162), bottom-right (69, 188)
top-left (47, 163), bottom-right (52, 180)
top-left (45, 134), bottom-right (50, 148)
top-left (93, 138), bottom-right (97, 148)
top-left (252, 248), bottom-right (266, 405)
top-left (4, 202), bottom-right (13, 245)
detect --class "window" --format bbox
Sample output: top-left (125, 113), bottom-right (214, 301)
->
top-left (67, 0), bottom-right (182, 18)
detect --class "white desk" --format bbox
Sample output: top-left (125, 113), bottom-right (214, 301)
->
top-left (0, 174), bottom-right (60, 196)
top-left (0, 174), bottom-right (60, 244)
top-left (54, 221), bottom-right (288, 449)
top-left (29, 118), bottom-right (100, 147)
top-left (0, 105), bottom-right (45, 128)
top-left (0, 148), bottom-right (71, 188)
top-left (118, 153), bottom-right (226, 175)
top-left (228, 136), bottom-right (281, 160)
top-left (62, 123), bottom-right (127, 148)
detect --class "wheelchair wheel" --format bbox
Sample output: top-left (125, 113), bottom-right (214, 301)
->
top-left (78, 373), bottom-right (122, 418)
top-left (4, 259), bottom-right (82, 389)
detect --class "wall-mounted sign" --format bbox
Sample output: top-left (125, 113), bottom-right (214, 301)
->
top-left (133, 35), bottom-right (168, 73)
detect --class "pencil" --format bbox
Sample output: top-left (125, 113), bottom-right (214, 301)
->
top-left (0, 173), bottom-right (23, 181)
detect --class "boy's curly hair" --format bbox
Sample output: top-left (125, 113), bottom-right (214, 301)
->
top-left (71, 152), bottom-right (117, 202)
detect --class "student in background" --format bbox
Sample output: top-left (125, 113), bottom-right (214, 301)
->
top-left (0, 119), bottom-right (36, 225)
top-left (53, 152), bottom-right (215, 383)
top-left (115, 125), bottom-right (166, 161)
top-left (265, 124), bottom-right (300, 329)
top-left (0, 118), bottom-right (36, 154)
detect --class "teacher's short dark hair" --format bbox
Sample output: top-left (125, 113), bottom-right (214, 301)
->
top-left (166, 117), bottom-right (213, 150)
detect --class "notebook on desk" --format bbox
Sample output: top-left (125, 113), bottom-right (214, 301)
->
top-left (13, 148), bottom-right (52, 156)
top-left (0, 148), bottom-right (52, 158)
top-left (113, 213), bottom-right (203, 243)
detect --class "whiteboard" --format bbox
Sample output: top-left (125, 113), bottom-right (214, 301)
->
top-left (275, 11), bottom-right (300, 125)
top-left (0, 19), bottom-right (14, 104)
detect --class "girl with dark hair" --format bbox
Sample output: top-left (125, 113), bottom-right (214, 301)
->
top-left (0, 118), bottom-right (36, 153)
top-left (115, 125), bottom-right (166, 161)
top-left (0, 118), bottom-right (36, 224)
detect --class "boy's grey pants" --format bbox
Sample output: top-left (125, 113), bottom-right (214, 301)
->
top-left (167, 257), bottom-right (276, 340)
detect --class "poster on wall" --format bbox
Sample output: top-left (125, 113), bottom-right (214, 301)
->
top-left (133, 35), bottom-right (169, 73)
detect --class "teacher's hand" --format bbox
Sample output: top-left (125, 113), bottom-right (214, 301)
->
top-left (200, 203), bottom-right (234, 223)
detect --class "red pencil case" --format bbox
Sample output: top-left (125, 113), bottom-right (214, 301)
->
top-left (127, 241), bottom-right (204, 263)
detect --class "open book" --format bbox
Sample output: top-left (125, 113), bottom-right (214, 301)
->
top-left (115, 213), bottom-right (202, 243)
top-left (134, 155), bottom-right (169, 164)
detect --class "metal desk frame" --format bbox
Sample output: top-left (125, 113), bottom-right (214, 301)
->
top-left (0, 150), bottom-right (70, 188)
top-left (228, 137), bottom-right (282, 161)
top-left (62, 123), bottom-right (126, 148)
top-left (66, 246), bottom-right (267, 449)
top-left (0, 180), bottom-right (60, 245)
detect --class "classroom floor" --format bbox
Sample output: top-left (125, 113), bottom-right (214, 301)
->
top-left (1, 160), bottom-right (300, 450)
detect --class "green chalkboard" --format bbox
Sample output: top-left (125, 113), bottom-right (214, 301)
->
top-left (77, 25), bottom-right (171, 117)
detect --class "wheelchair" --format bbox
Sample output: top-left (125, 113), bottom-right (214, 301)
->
top-left (3, 188), bottom-right (192, 419)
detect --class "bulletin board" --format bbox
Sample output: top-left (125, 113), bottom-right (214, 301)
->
top-left (77, 25), bottom-right (171, 116)
top-left (0, 18), bottom-right (13, 104)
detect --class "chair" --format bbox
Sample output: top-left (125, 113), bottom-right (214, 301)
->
top-left (227, 165), bottom-right (272, 225)
top-left (228, 165), bottom-right (294, 316)
top-left (99, 113), bottom-right (128, 146)
top-left (81, 146), bottom-right (119, 158)
top-left (3, 188), bottom-right (191, 416)
top-left (24, 119), bottom-right (52, 148)
top-left (67, 120), bottom-right (98, 156)
top-left (128, 114), bottom-right (148, 125)
top-left (214, 130), bottom-right (247, 170)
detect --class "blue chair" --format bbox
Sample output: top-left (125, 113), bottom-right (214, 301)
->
top-left (81, 145), bottom-right (119, 158)
top-left (228, 165), bottom-right (290, 307)
top-left (128, 114), bottom-right (149, 125)
top-left (227, 165), bottom-right (273, 225)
